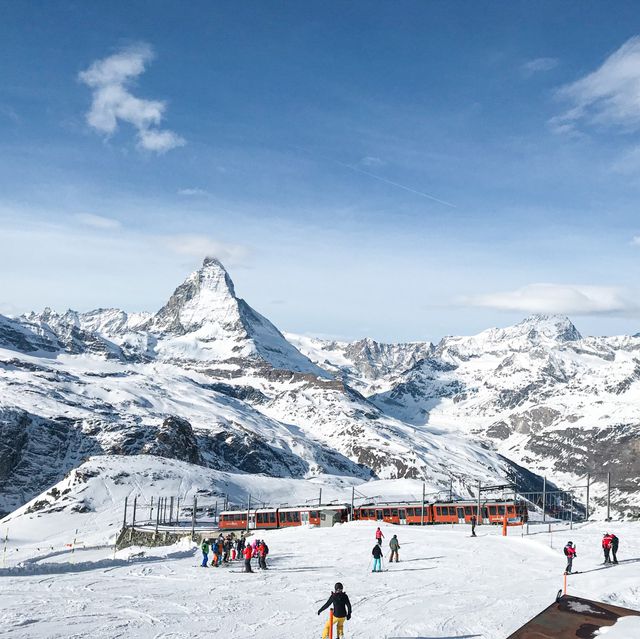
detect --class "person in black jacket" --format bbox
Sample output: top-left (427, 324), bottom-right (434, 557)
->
top-left (610, 534), bottom-right (619, 564)
top-left (318, 582), bottom-right (352, 639)
top-left (372, 543), bottom-right (383, 572)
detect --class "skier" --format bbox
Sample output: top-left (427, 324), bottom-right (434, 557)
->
top-left (317, 582), bottom-right (352, 639)
top-left (243, 543), bottom-right (254, 573)
top-left (610, 533), bottom-right (619, 564)
top-left (602, 533), bottom-right (613, 564)
top-left (258, 540), bottom-right (269, 570)
top-left (371, 542), bottom-right (383, 572)
top-left (470, 514), bottom-right (477, 537)
top-left (201, 539), bottom-right (209, 568)
top-left (389, 534), bottom-right (400, 563)
top-left (375, 527), bottom-right (384, 546)
top-left (563, 541), bottom-right (576, 574)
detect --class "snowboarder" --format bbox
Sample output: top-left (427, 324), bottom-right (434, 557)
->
top-left (610, 533), bottom-right (619, 564)
top-left (389, 534), bottom-right (400, 562)
top-left (201, 540), bottom-right (209, 568)
top-left (371, 542), bottom-right (383, 572)
top-left (375, 527), bottom-right (384, 546)
top-left (243, 543), bottom-right (253, 573)
top-left (471, 514), bottom-right (477, 537)
top-left (563, 541), bottom-right (576, 574)
top-left (317, 582), bottom-right (352, 639)
top-left (602, 533), bottom-right (613, 564)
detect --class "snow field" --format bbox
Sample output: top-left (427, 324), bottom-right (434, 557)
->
top-left (2, 520), bottom-right (639, 638)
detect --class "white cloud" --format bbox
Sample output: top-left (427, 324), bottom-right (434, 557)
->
top-left (632, 236), bottom-right (640, 246)
top-left (75, 213), bottom-right (121, 230)
top-left (79, 44), bottom-right (185, 153)
top-left (522, 57), bottom-right (558, 74)
top-left (178, 188), bottom-right (209, 196)
top-left (552, 36), bottom-right (640, 134)
top-left (465, 283), bottom-right (635, 315)
top-left (163, 234), bottom-right (250, 266)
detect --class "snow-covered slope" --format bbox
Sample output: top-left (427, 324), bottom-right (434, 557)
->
top-left (2, 463), bottom-right (639, 639)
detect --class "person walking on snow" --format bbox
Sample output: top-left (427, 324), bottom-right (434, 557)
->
top-left (602, 533), bottom-right (613, 564)
top-left (375, 527), bottom-right (384, 546)
top-left (389, 534), bottom-right (400, 563)
top-left (243, 543), bottom-right (254, 572)
top-left (610, 533), bottom-right (619, 564)
top-left (200, 540), bottom-right (209, 568)
top-left (371, 542), bottom-right (383, 572)
top-left (471, 514), bottom-right (477, 537)
top-left (563, 541), bottom-right (576, 574)
top-left (317, 582), bottom-right (352, 639)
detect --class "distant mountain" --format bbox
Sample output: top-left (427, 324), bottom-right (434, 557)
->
top-left (0, 259), bottom-right (528, 518)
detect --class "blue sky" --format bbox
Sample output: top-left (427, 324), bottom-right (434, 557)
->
top-left (1, 1), bottom-right (640, 341)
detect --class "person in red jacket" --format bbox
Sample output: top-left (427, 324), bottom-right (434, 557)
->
top-left (375, 527), bottom-right (384, 546)
top-left (563, 541), bottom-right (577, 574)
top-left (243, 543), bottom-right (254, 573)
top-left (602, 533), bottom-right (613, 564)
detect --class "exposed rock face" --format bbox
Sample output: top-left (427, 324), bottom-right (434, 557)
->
top-left (143, 416), bottom-right (202, 465)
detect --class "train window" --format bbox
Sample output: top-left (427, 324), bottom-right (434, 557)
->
top-left (293, 512), bottom-right (300, 522)
top-left (436, 507), bottom-right (441, 516)
top-left (257, 513), bottom-right (263, 524)
top-left (383, 509), bottom-right (390, 517)
top-left (369, 509), bottom-right (375, 518)
top-left (498, 506), bottom-right (505, 515)
top-left (407, 508), bottom-right (414, 516)
top-left (237, 514), bottom-right (244, 521)
top-left (310, 511), bottom-right (319, 518)
top-left (464, 506), bottom-right (472, 515)
top-left (489, 506), bottom-right (497, 515)
top-left (392, 509), bottom-right (398, 517)
top-left (270, 512), bottom-right (276, 523)
top-left (507, 506), bottom-right (514, 513)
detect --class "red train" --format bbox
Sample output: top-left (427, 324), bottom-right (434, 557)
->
top-left (353, 499), bottom-right (528, 525)
top-left (219, 504), bottom-right (350, 530)
top-left (218, 499), bottom-right (527, 530)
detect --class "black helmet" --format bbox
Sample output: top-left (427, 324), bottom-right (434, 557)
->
top-left (567, 541), bottom-right (573, 546)
top-left (334, 582), bottom-right (343, 592)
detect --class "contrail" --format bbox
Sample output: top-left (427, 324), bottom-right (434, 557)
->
top-left (292, 145), bottom-right (455, 208)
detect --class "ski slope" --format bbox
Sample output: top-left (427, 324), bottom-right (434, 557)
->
top-left (2, 520), bottom-right (639, 638)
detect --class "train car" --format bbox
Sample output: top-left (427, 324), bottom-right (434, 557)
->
top-left (431, 499), bottom-right (528, 525)
top-left (218, 504), bottom-right (350, 530)
top-left (353, 502), bottom-right (434, 525)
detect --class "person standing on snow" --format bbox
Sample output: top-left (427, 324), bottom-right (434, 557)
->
top-left (258, 540), bottom-right (269, 570)
top-left (610, 533), bottom-right (619, 564)
top-left (563, 541), bottom-right (577, 574)
top-left (317, 582), bottom-right (352, 639)
top-left (243, 543), bottom-right (254, 573)
top-left (470, 514), bottom-right (477, 537)
top-left (371, 542), bottom-right (383, 572)
top-left (375, 527), bottom-right (384, 546)
top-left (389, 534), bottom-right (400, 563)
top-left (602, 533), bottom-right (613, 564)
top-left (201, 539), bottom-right (210, 568)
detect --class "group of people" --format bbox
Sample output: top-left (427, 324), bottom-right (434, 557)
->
top-left (371, 528), bottom-right (401, 572)
top-left (563, 532), bottom-right (620, 574)
top-left (200, 533), bottom-right (269, 572)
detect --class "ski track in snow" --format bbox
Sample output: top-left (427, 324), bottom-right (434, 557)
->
top-left (1, 521), bottom-right (640, 638)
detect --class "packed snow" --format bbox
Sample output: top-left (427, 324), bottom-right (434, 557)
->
top-left (2, 518), bottom-right (639, 638)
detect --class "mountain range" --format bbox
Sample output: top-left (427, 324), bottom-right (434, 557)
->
top-left (1, 257), bottom-right (638, 519)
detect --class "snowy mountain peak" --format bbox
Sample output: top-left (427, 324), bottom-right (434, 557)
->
top-left (151, 257), bottom-right (238, 334)
top-left (516, 314), bottom-right (582, 342)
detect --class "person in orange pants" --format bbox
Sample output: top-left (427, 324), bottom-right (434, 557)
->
top-left (317, 582), bottom-right (351, 638)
